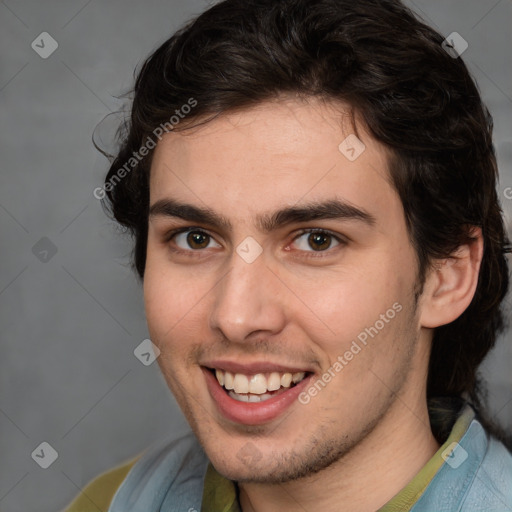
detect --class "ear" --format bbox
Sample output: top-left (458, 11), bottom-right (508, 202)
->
top-left (419, 227), bottom-right (483, 329)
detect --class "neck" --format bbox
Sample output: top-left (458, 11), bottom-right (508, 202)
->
top-left (238, 396), bottom-right (440, 512)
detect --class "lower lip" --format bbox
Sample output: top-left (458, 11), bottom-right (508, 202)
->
top-left (203, 368), bottom-right (312, 426)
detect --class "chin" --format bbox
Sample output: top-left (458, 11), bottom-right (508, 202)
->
top-left (205, 435), bottom-right (353, 485)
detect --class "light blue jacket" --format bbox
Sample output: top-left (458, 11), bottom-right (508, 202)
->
top-left (107, 408), bottom-right (512, 511)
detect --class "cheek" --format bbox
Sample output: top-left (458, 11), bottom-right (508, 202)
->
top-left (143, 266), bottom-right (211, 389)
top-left (143, 254), bottom-right (211, 342)
top-left (286, 253), bottom-right (414, 364)
top-left (290, 264), bottom-right (394, 331)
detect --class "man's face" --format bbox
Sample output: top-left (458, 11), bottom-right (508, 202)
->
top-left (144, 98), bottom-right (428, 483)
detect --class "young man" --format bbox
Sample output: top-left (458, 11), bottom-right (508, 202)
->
top-left (66, 0), bottom-right (512, 510)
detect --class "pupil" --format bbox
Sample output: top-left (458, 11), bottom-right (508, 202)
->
top-left (188, 231), bottom-right (209, 249)
top-left (309, 232), bottom-right (330, 251)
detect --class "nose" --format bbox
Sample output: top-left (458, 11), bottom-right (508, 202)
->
top-left (209, 249), bottom-right (287, 344)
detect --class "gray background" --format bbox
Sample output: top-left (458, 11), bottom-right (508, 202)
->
top-left (0, 1), bottom-right (511, 510)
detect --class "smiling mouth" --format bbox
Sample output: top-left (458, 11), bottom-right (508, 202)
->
top-left (207, 367), bottom-right (310, 403)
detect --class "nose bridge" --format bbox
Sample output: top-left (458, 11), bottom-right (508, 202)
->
top-left (209, 251), bottom-right (285, 342)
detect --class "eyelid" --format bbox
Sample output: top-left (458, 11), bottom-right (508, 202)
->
top-left (164, 226), bottom-right (222, 254)
top-left (163, 226), bottom-right (346, 256)
top-left (164, 226), bottom-right (214, 242)
top-left (290, 228), bottom-right (347, 249)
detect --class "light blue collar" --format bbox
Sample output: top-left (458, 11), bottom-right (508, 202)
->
top-left (109, 406), bottom-right (512, 511)
top-left (108, 431), bottom-right (208, 512)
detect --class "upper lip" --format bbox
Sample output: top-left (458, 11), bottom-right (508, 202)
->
top-left (202, 360), bottom-right (313, 375)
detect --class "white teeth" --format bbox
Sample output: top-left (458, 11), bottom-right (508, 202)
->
top-left (229, 391), bottom-right (273, 403)
top-left (292, 372), bottom-right (305, 384)
top-left (280, 373), bottom-right (293, 388)
top-left (224, 371), bottom-right (234, 390)
top-left (233, 373), bottom-right (249, 394)
top-left (214, 368), bottom-right (307, 394)
top-left (248, 373), bottom-right (268, 394)
top-left (229, 391), bottom-right (249, 402)
top-left (267, 372), bottom-right (282, 391)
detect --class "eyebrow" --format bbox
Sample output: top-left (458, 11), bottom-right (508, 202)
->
top-left (148, 198), bottom-right (376, 232)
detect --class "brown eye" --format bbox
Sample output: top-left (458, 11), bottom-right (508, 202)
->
top-left (173, 230), bottom-right (221, 250)
top-left (308, 232), bottom-right (331, 251)
top-left (292, 230), bottom-right (341, 252)
top-left (187, 231), bottom-right (209, 249)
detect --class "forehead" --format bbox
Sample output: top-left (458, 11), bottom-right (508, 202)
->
top-left (148, 98), bottom-right (398, 227)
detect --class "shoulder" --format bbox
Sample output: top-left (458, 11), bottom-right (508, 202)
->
top-left (62, 456), bottom-right (141, 512)
top-left (107, 430), bottom-right (208, 510)
top-left (63, 431), bottom-right (208, 512)
top-left (412, 416), bottom-right (512, 512)
top-left (461, 432), bottom-right (512, 510)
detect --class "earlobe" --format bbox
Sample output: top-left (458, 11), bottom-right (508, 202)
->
top-left (420, 228), bottom-right (484, 329)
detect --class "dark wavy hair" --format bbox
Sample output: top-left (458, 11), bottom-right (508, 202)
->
top-left (101, 0), bottom-right (511, 442)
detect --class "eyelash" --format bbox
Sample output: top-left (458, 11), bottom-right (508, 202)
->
top-left (164, 227), bottom-right (347, 258)
top-left (292, 228), bottom-right (347, 257)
